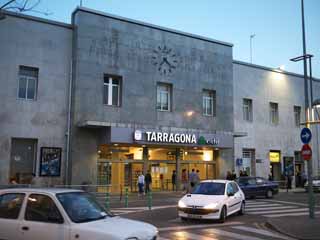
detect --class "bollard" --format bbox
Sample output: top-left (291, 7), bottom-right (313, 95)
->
top-left (125, 187), bottom-right (129, 208)
top-left (105, 191), bottom-right (110, 211)
top-left (148, 190), bottom-right (152, 210)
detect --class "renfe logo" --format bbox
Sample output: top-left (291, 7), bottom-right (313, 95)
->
top-left (145, 131), bottom-right (197, 144)
top-left (134, 130), bottom-right (142, 141)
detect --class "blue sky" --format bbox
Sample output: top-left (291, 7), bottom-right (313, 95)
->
top-left (5, 0), bottom-right (320, 77)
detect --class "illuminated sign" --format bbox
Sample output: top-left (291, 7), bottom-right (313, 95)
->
top-left (146, 131), bottom-right (197, 144)
top-left (269, 152), bottom-right (280, 163)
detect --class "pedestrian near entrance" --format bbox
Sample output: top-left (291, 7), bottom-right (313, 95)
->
top-left (189, 169), bottom-right (197, 191)
top-left (181, 169), bottom-right (188, 192)
top-left (159, 173), bottom-right (164, 190)
top-left (171, 170), bottom-right (176, 191)
top-left (145, 170), bottom-right (152, 193)
top-left (226, 171), bottom-right (232, 180)
top-left (137, 172), bottom-right (145, 196)
top-left (195, 170), bottom-right (200, 185)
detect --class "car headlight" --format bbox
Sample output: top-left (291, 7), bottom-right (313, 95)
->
top-left (203, 203), bottom-right (218, 209)
top-left (178, 200), bottom-right (187, 208)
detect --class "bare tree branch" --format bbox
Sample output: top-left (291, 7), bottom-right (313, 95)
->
top-left (0, 0), bottom-right (52, 16)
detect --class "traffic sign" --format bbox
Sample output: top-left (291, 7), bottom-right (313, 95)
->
top-left (301, 144), bottom-right (312, 161)
top-left (300, 128), bottom-right (312, 144)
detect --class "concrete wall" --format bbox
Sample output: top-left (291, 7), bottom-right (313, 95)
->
top-left (70, 8), bottom-right (234, 184)
top-left (233, 61), bottom-right (320, 179)
top-left (0, 13), bottom-right (72, 184)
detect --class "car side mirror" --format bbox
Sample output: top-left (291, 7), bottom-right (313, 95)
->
top-left (227, 192), bottom-right (234, 197)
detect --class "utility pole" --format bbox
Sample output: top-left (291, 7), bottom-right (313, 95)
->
top-left (250, 34), bottom-right (255, 64)
top-left (301, 0), bottom-right (315, 219)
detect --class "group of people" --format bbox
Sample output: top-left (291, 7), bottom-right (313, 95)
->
top-left (226, 170), bottom-right (248, 180)
top-left (136, 168), bottom-right (202, 195)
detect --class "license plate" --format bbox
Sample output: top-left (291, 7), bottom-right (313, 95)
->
top-left (187, 214), bottom-right (202, 219)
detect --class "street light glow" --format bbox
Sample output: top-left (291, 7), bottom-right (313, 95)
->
top-left (186, 111), bottom-right (194, 117)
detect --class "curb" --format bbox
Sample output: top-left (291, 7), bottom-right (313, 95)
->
top-left (265, 221), bottom-right (318, 240)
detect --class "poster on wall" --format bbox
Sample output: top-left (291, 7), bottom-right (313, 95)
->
top-left (40, 147), bottom-right (62, 177)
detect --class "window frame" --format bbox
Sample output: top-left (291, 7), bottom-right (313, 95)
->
top-left (24, 193), bottom-right (64, 224)
top-left (0, 193), bottom-right (26, 220)
top-left (103, 74), bottom-right (122, 107)
top-left (17, 66), bottom-right (38, 101)
top-left (156, 82), bottom-right (172, 112)
top-left (202, 89), bottom-right (216, 117)
top-left (243, 98), bottom-right (253, 122)
top-left (294, 106), bottom-right (301, 127)
top-left (269, 102), bottom-right (279, 125)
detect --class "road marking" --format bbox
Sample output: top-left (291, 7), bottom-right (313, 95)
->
top-left (262, 199), bottom-right (319, 207)
top-left (248, 208), bottom-right (309, 215)
top-left (264, 210), bottom-right (320, 218)
top-left (204, 228), bottom-right (265, 240)
top-left (232, 226), bottom-right (295, 240)
top-left (246, 201), bottom-right (268, 205)
top-left (246, 204), bottom-right (282, 208)
top-left (246, 206), bottom-right (296, 211)
top-left (173, 231), bottom-right (219, 240)
top-left (158, 221), bottom-right (244, 231)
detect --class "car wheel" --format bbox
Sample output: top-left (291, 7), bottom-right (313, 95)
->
top-left (239, 201), bottom-right (245, 215)
top-left (266, 189), bottom-right (273, 198)
top-left (218, 206), bottom-right (226, 223)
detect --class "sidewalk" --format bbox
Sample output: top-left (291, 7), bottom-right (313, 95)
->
top-left (266, 216), bottom-right (320, 240)
top-left (279, 188), bottom-right (306, 193)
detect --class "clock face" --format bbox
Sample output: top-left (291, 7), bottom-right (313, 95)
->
top-left (152, 45), bottom-right (178, 75)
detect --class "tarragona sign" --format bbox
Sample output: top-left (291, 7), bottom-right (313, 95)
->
top-left (134, 130), bottom-right (219, 145)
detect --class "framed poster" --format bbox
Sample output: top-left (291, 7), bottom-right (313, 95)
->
top-left (40, 147), bottom-right (62, 177)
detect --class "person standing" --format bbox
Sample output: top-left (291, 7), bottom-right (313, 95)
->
top-left (195, 170), bottom-right (200, 185)
top-left (144, 170), bottom-right (152, 193)
top-left (137, 172), bottom-right (145, 196)
top-left (171, 170), bottom-right (176, 191)
top-left (159, 173), bottom-right (164, 190)
top-left (181, 169), bottom-right (188, 192)
top-left (189, 169), bottom-right (196, 190)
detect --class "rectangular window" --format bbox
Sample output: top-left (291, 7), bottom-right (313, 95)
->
top-left (270, 102), bottom-right (279, 125)
top-left (18, 66), bottom-right (38, 100)
top-left (203, 90), bottom-right (216, 116)
top-left (103, 75), bottom-right (121, 106)
top-left (294, 106), bottom-right (301, 127)
top-left (243, 98), bottom-right (253, 121)
top-left (0, 193), bottom-right (25, 219)
top-left (157, 83), bottom-right (171, 111)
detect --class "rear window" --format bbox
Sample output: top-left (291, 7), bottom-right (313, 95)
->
top-left (192, 182), bottom-right (225, 195)
top-left (0, 193), bottom-right (25, 219)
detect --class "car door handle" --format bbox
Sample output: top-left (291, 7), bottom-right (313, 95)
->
top-left (22, 226), bottom-right (29, 231)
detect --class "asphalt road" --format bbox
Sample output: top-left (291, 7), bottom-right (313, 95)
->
top-left (110, 192), bottom-right (320, 240)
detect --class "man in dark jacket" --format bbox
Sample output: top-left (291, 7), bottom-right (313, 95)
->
top-left (145, 170), bottom-right (152, 193)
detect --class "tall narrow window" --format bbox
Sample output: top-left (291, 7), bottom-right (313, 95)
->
top-left (18, 66), bottom-right (38, 100)
top-left (294, 106), bottom-right (301, 127)
top-left (157, 83), bottom-right (171, 111)
top-left (270, 102), bottom-right (279, 125)
top-left (203, 90), bottom-right (216, 116)
top-left (243, 98), bottom-right (253, 121)
top-left (103, 75), bottom-right (121, 106)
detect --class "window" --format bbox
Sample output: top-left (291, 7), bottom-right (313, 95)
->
top-left (203, 90), bottom-right (216, 116)
top-left (157, 83), bottom-right (171, 111)
top-left (231, 182), bottom-right (239, 193)
top-left (25, 194), bottom-right (63, 224)
top-left (243, 98), bottom-right (253, 121)
top-left (294, 106), bottom-right (301, 127)
top-left (270, 102), bottom-right (279, 125)
top-left (226, 183), bottom-right (234, 195)
top-left (18, 66), bottom-right (38, 100)
top-left (0, 193), bottom-right (25, 219)
top-left (103, 75), bottom-right (121, 106)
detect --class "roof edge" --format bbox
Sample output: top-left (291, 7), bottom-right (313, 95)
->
top-left (233, 60), bottom-right (320, 82)
top-left (1, 10), bottom-right (73, 29)
top-left (72, 7), bottom-right (234, 47)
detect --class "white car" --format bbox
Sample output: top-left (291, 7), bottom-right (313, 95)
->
top-left (0, 188), bottom-right (158, 240)
top-left (178, 180), bottom-right (245, 222)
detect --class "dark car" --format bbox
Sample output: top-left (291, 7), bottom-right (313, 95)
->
top-left (236, 177), bottom-right (279, 198)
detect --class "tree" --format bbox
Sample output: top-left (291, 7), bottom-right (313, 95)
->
top-left (0, 0), bottom-right (51, 20)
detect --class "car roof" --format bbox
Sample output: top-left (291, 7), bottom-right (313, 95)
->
top-left (0, 188), bottom-right (83, 195)
top-left (200, 179), bottom-right (234, 184)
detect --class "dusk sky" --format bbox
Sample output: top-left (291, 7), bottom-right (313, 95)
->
top-left (7, 0), bottom-right (320, 77)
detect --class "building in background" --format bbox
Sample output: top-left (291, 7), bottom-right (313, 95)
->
top-left (0, 8), bottom-right (319, 190)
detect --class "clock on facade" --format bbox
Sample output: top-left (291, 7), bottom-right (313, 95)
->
top-left (152, 45), bottom-right (179, 75)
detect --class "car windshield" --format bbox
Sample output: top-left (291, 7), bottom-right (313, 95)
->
top-left (192, 182), bottom-right (225, 195)
top-left (56, 192), bottom-right (111, 223)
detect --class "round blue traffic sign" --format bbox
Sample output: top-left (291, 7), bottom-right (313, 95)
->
top-left (300, 128), bottom-right (312, 144)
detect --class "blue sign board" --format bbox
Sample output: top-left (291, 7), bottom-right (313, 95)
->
top-left (300, 128), bottom-right (312, 144)
top-left (236, 158), bottom-right (243, 166)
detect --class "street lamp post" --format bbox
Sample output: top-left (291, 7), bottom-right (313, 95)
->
top-left (289, 0), bottom-right (315, 219)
